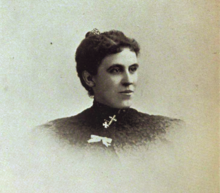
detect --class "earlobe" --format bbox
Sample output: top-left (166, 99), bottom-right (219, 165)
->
top-left (82, 71), bottom-right (95, 87)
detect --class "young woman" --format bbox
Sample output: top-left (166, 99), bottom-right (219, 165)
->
top-left (40, 29), bottom-right (183, 153)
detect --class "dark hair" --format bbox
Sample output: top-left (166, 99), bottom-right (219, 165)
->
top-left (75, 29), bottom-right (140, 96)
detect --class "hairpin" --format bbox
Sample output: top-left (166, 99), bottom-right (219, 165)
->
top-left (86, 28), bottom-right (101, 38)
top-left (91, 28), bottom-right (100, 35)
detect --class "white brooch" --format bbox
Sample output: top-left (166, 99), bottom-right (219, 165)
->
top-left (87, 135), bottom-right (112, 147)
top-left (102, 115), bottom-right (117, 128)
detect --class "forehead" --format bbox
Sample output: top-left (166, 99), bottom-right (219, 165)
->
top-left (100, 48), bottom-right (138, 68)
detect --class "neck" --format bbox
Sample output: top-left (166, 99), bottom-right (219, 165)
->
top-left (93, 100), bottom-right (131, 110)
top-left (93, 100), bottom-right (120, 111)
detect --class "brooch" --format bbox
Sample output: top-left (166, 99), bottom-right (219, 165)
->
top-left (103, 115), bottom-right (117, 128)
top-left (87, 135), bottom-right (112, 147)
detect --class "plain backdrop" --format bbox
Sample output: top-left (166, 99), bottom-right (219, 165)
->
top-left (1, 0), bottom-right (219, 192)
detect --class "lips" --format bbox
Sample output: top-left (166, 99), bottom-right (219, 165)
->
top-left (119, 90), bottom-right (133, 94)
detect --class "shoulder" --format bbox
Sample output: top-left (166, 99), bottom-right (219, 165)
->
top-left (44, 107), bottom-right (91, 126)
top-left (36, 108), bottom-right (93, 145)
top-left (128, 109), bottom-right (185, 144)
top-left (129, 108), bottom-right (184, 129)
top-left (41, 107), bottom-right (92, 128)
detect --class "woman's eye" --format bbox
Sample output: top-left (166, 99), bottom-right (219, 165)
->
top-left (109, 67), bottom-right (121, 74)
top-left (129, 66), bottom-right (138, 73)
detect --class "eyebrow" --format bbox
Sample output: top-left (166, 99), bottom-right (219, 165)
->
top-left (107, 63), bottom-right (139, 70)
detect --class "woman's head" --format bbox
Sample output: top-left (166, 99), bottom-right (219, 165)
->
top-left (75, 29), bottom-right (140, 97)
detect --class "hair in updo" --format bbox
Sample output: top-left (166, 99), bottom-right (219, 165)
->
top-left (75, 29), bottom-right (140, 96)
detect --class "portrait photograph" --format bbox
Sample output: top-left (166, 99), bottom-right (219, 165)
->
top-left (1, 0), bottom-right (219, 192)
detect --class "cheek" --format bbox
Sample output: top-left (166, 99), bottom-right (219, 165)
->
top-left (100, 76), bottom-right (120, 89)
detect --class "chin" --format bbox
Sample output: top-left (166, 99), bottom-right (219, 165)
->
top-left (97, 97), bottom-right (132, 109)
top-left (115, 100), bottom-right (132, 109)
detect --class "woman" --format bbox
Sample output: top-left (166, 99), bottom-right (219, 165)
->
top-left (9, 29), bottom-right (187, 193)
top-left (14, 29), bottom-right (186, 192)
top-left (39, 29), bottom-right (183, 154)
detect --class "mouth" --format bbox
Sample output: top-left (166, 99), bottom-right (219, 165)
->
top-left (119, 90), bottom-right (134, 96)
top-left (119, 90), bottom-right (133, 94)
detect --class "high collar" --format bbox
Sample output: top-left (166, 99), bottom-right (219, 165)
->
top-left (92, 101), bottom-right (120, 114)
top-left (91, 101), bottom-right (130, 121)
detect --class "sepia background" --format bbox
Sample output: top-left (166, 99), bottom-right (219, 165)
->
top-left (1, 0), bottom-right (219, 192)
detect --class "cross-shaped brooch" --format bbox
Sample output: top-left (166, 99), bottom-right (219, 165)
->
top-left (103, 115), bottom-right (117, 128)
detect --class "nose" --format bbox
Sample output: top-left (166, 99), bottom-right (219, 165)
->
top-left (121, 70), bottom-right (133, 87)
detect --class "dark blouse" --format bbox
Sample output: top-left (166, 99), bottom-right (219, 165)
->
top-left (25, 101), bottom-right (186, 191)
top-left (40, 101), bottom-right (183, 152)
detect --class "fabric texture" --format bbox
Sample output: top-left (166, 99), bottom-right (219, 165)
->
top-left (40, 101), bottom-right (183, 152)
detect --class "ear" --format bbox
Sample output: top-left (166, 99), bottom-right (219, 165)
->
top-left (82, 71), bottom-right (95, 87)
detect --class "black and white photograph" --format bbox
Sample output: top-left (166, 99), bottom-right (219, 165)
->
top-left (1, 1), bottom-right (219, 192)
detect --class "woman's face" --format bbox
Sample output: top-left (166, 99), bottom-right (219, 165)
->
top-left (92, 48), bottom-right (139, 109)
